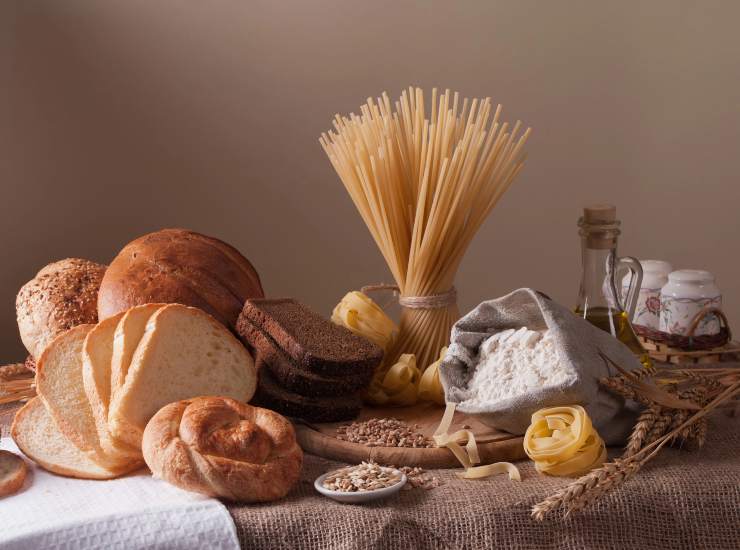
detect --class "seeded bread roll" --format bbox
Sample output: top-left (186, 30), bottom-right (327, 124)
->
top-left (98, 229), bottom-right (264, 331)
top-left (16, 259), bottom-right (106, 359)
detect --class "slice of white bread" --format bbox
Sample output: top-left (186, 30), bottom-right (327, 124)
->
top-left (110, 303), bottom-right (166, 397)
top-left (36, 325), bottom-right (139, 474)
top-left (0, 449), bottom-right (28, 497)
top-left (11, 398), bottom-right (123, 479)
top-left (82, 313), bottom-right (142, 461)
top-left (109, 304), bottom-right (257, 449)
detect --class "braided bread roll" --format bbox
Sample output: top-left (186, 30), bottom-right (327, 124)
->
top-left (142, 397), bottom-right (303, 502)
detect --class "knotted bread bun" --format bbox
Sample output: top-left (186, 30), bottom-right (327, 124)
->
top-left (142, 397), bottom-right (302, 502)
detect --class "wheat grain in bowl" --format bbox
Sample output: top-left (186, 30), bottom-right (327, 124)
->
top-left (315, 462), bottom-right (406, 503)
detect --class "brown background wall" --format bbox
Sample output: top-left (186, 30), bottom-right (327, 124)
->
top-left (1, 1), bottom-right (739, 361)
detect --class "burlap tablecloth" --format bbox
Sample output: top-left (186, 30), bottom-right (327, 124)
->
top-left (3, 402), bottom-right (738, 550)
top-left (226, 413), bottom-right (739, 550)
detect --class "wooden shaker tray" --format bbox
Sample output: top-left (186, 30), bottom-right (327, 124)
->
top-left (293, 403), bottom-right (526, 469)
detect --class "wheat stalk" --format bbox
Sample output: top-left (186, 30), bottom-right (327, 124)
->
top-left (533, 379), bottom-right (740, 520)
top-left (690, 418), bottom-right (708, 448)
top-left (0, 363), bottom-right (32, 381)
top-left (0, 374), bottom-right (35, 405)
top-left (599, 376), bottom-right (648, 404)
top-left (624, 405), bottom-right (659, 457)
top-left (531, 459), bottom-right (641, 521)
top-left (645, 410), bottom-right (674, 444)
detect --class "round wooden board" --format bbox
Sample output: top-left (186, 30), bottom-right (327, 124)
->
top-left (294, 403), bottom-right (525, 469)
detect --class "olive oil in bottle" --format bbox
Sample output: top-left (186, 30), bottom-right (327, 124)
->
top-left (574, 307), bottom-right (652, 369)
top-left (575, 205), bottom-right (652, 370)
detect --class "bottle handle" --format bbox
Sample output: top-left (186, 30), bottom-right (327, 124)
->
top-left (618, 256), bottom-right (643, 319)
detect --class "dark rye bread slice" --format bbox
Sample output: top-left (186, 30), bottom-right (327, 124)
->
top-left (240, 298), bottom-right (383, 377)
top-left (252, 360), bottom-right (362, 422)
top-left (237, 316), bottom-right (373, 397)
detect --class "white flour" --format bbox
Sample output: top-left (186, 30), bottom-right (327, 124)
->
top-left (458, 327), bottom-right (571, 407)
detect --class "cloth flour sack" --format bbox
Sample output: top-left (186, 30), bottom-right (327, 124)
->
top-left (439, 288), bottom-right (642, 445)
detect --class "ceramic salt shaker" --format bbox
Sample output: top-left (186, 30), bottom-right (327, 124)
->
top-left (659, 270), bottom-right (722, 336)
top-left (622, 260), bottom-right (673, 330)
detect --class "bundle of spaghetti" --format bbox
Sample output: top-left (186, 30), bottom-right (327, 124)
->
top-left (320, 87), bottom-right (530, 402)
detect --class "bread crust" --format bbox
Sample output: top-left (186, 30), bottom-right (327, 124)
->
top-left (142, 397), bottom-right (302, 502)
top-left (98, 229), bottom-right (263, 330)
top-left (0, 450), bottom-right (28, 497)
top-left (16, 258), bottom-right (106, 359)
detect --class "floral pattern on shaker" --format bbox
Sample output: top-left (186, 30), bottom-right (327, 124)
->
top-left (631, 288), bottom-right (663, 329)
top-left (660, 295), bottom-right (721, 336)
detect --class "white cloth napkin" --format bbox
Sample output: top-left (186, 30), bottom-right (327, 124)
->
top-left (0, 438), bottom-right (240, 550)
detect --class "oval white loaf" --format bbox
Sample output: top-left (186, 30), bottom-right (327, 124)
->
top-left (16, 258), bottom-right (106, 359)
top-left (109, 304), bottom-right (257, 449)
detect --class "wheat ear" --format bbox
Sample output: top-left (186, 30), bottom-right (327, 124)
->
top-left (531, 459), bottom-right (642, 521)
top-left (624, 406), bottom-right (659, 457)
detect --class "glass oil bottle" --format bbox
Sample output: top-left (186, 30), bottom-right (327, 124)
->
top-left (575, 205), bottom-right (653, 370)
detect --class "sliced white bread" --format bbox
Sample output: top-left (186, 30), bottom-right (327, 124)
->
top-left (110, 303), bottom-right (167, 398)
top-left (109, 304), bottom-right (257, 449)
top-left (11, 398), bottom-right (123, 480)
top-left (36, 325), bottom-right (139, 474)
top-left (82, 312), bottom-right (142, 461)
top-left (0, 449), bottom-right (28, 497)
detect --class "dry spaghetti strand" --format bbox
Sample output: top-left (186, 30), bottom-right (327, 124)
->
top-left (320, 87), bottom-right (530, 400)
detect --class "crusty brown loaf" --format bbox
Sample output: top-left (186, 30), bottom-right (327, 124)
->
top-left (98, 229), bottom-right (264, 330)
top-left (142, 397), bottom-right (302, 502)
top-left (16, 258), bottom-right (106, 359)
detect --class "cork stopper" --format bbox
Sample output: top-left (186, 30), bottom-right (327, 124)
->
top-left (580, 204), bottom-right (619, 249)
top-left (583, 204), bottom-right (616, 224)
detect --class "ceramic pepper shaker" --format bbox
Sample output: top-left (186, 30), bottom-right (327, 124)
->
top-left (622, 260), bottom-right (673, 330)
top-left (659, 270), bottom-right (722, 336)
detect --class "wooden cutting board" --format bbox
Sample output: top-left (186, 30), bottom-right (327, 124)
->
top-left (294, 403), bottom-right (525, 469)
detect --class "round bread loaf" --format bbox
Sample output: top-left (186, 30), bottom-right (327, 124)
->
top-left (142, 397), bottom-right (303, 502)
top-left (98, 229), bottom-right (263, 330)
top-left (16, 258), bottom-right (106, 359)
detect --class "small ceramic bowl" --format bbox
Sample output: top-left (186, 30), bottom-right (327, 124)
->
top-left (314, 468), bottom-right (407, 504)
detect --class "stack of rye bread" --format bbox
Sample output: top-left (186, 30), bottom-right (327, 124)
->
top-left (237, 298), bottom-right (384, 422)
